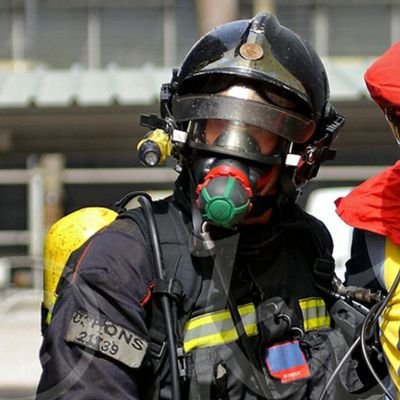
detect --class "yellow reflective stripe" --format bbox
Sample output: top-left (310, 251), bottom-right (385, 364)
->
top-left (299, 297), bottom-right (330, 331)
top-left (298, 297), bottom-right (325, 310)
top-left (303, 316), bottom-right (331, 331)
top-left (185, 303), bottom-right (255, 332)
top-left (183, 322), bottom-right (258, 353)
top-left (183, 303), bottom-right (257, 352)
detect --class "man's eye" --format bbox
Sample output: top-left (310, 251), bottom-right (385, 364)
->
top-left (265, 92), bottom-right (297, 109)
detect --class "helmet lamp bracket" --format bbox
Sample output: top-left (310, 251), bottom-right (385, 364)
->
top-left (292, 112), bottom-right (345, 185)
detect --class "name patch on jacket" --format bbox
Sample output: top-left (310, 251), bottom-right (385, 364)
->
top-left (65, 309), bottom-right (148, 368)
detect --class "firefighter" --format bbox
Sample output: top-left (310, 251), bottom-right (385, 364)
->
top-left (336, 42), bottom-right (400, 398)
top-left (36, 12), bottom-right (363, 400)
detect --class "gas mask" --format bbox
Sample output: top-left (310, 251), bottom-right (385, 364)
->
top-left (188, 119), bottom-right (285, 228)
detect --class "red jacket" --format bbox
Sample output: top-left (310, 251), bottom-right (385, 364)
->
top-left (335, 161), bottom-right (400, 246)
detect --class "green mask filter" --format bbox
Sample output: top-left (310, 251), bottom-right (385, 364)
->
top-left (196, 163), bottom-right (253, 228)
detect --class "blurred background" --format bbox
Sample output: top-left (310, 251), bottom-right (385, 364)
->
top-left (0, 0), bottom-right (398, 398)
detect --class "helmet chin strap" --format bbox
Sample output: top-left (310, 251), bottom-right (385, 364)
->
top-left (246, 194), bottom-right (278, 218)
top-left (278, 167), bottom-right (299, 201)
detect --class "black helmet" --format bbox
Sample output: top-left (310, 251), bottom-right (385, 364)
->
top-left (175, 13), bottom-right (325, 126)
top-left (153, 12), bottom-right (344, 185)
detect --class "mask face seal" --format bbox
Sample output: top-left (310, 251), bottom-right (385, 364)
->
top-left (176, 85), bottom-right (309, 227)
top-left (188, 117), bottom-right (286, 228)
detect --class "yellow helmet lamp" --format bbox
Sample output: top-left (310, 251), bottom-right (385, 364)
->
top-left (43, 207), bottom-right (117, 325)
top-left (137, 129), bottom-right (172, 167)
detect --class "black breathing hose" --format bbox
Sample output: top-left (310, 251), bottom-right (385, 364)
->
top-left (138, 194), bottom-right (182, 400)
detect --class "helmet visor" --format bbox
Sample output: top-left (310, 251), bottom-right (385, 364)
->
top-left (173, 94), bottom-right (317, 144)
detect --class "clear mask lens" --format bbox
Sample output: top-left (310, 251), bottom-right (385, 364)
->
top-left (189, 119), bottom-right (282, 157)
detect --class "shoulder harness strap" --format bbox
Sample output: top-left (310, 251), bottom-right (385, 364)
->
top-left (117, 198), bottom-right (201, 311)
top-left (117, 197), bottom-right (201, 386)
top-left (287, 205), bottom-right (336, 292)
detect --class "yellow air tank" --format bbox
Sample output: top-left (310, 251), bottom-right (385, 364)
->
top-left (43, 207), bottom-right (117, 325)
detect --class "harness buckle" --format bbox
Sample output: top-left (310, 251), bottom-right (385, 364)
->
top-left (177, 346), bottom-right (188, 380)
top-left (313, 258), bottom-right (335, 281)
top-left (153, 278), bottom-right (184, 303)
top-left (149, 340), bottom-right (166, 360)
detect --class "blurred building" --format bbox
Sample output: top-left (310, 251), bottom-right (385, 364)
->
top-left (0, 0), bottom-right (399, 264)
